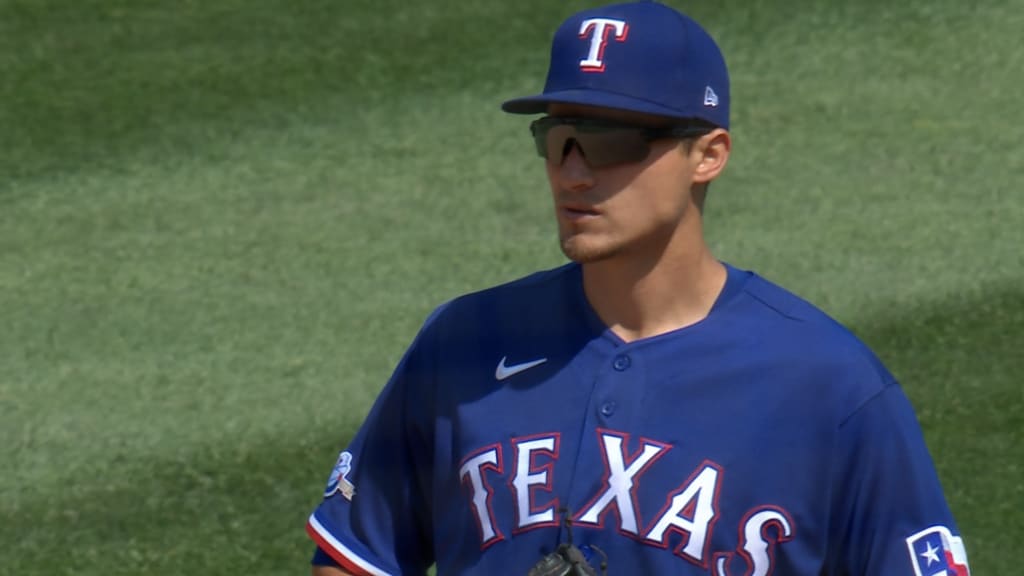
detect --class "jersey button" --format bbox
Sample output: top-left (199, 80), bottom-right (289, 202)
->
top-left (600, 401), bottom-right (617, 417)
top-left (612, 354), bottom-right (631, 371)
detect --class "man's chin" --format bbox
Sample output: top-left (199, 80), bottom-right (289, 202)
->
top-left (560, 238), bottom-right (616, 263)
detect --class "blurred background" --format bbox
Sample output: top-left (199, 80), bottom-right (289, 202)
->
top-left (1, 0), bottom-right (1021, 573)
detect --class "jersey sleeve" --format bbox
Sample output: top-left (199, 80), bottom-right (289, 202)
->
top-left (306, 307), bottom-right (445, 576)
top-left (828, 380), bottom-right (971, 575)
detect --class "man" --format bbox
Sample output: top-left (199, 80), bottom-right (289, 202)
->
top-left (306, 2), bottom-right (970, 574)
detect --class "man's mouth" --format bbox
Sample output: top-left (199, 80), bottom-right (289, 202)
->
top-left (560, 204), bottom-right (600, 220)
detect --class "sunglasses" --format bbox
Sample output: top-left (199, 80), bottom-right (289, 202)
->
top-left (529, 116), bottom-right (713, 168)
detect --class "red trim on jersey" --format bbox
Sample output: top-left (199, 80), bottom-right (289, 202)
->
top-left (306, 520), bottom-right (379, 576)
top-left (711, 551), bottom-right (733, 576)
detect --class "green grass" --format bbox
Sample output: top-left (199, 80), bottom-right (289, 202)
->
top-left (1, 0), bottom-right (1022, 574)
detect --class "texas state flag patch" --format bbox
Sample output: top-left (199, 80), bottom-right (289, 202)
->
top-left (906, 526), bottom-right (970, 576)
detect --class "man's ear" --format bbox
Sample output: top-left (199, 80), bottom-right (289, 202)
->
top-left (692, 129), bottom-right (731, 184)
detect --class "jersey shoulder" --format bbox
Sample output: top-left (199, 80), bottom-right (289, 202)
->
top-left (729, 266), bottom-right (899, 416)
top-left (434, 262), bottom-right (579, 318)
top-left (416, 262), bottom-right (585, 347)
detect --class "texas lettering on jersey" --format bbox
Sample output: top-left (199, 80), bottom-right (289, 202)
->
top-left (458, 429), bottom-right (793, 575)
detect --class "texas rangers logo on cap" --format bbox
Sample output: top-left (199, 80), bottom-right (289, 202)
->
top-left (905, 525), bottom-right (971, 576)
top-left (578, 17), bottom-right (629, 72)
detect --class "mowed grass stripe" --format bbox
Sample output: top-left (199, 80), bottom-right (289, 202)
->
top-left (0, 0), bottom-right (582, 187)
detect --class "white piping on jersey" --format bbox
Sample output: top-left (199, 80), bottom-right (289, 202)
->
top-left (308, 513), bottom-right (393, 576)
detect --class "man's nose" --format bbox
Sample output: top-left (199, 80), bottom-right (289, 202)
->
top-left (555, 139), bottom-right (595, 191)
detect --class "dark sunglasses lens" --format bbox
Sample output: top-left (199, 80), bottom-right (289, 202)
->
top-left (533, 120), bottom-right (652, 168)
top-left (575, 130), bottom-right (651, 167)
top-left (530, 120), bottom-right (551, 158)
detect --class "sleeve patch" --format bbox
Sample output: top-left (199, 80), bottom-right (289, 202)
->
top-left (905, 525), bottom-right (970, 576)
top-left (325, 450), bottom-right (357, 501)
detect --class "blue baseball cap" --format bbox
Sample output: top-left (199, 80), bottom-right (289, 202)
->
top-left (501, 1), bottom-right (730, 129)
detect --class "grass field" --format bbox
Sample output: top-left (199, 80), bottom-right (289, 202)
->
top-left (1, 0), bottom-right (1022, 574)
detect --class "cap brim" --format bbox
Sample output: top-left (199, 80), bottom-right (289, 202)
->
top-left (501, 89), bottom-right (702, 122)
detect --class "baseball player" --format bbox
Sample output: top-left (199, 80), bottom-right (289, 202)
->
top-left (307, 2), bottom-right (970, 575)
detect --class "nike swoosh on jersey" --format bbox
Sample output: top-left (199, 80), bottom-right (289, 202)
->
top-left (495, 356), bottom-right (548, 380)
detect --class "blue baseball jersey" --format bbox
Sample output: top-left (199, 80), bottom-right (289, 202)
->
top-left (307, 262), bottom-right (969, 575)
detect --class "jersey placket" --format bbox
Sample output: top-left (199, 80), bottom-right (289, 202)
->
top-left (562, 340), bottom-right (648, 536)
